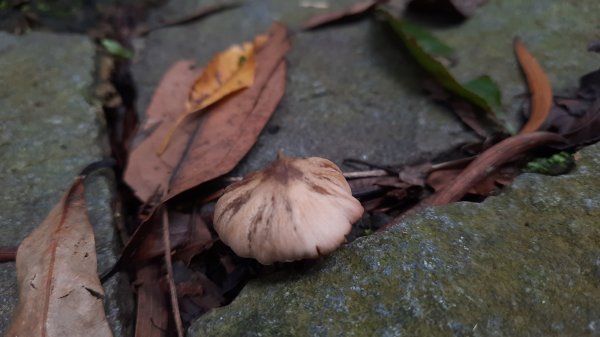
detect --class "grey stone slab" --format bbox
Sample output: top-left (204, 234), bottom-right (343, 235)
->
top-left (0, 31), bottom-right (132, 336)
top-left (190, 129), bottom-right (600, 337)
top-left (131, 0), bottom-right (476, 176)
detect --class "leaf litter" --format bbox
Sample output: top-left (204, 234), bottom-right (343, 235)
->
top-left (7, 176), bottom-right (113, 337)
top-left (110, 22), bottom-right (291, 335)
top-left (302, 0), bottom-right (385, 30)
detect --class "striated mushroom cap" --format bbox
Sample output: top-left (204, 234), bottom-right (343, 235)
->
top-left (213, 153), bottom-right (364, 265)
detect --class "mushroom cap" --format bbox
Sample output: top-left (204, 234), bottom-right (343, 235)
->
top-left (213, 154), bottom-right (364, 264)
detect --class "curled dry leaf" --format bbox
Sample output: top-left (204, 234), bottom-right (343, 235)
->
top-left (158, 34), bottom-right (264, 154)
top-left (425, 132), bottom-right (566, 206)
top-left (6, 178), bottom-right (113, 337)
top-left (302, 0), bottom-right (383, 30)
top-left (384, 132), bottom-right (566, 230)
top-left (125, 23), bottom-right (290, 202)
top-left (214, 153), bottom-right (364, 264)
top-left (515, 38), bottom-right (553, 134)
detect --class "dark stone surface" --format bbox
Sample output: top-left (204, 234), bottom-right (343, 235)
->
top-left (0, 31), bottom-right (133, 337)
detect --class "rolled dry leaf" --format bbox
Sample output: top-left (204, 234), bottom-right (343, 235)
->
top-left (515, 38), bottom-right (553, 134)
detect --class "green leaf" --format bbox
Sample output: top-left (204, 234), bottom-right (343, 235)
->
top-left (524, 152), bottom-right (574, 175)
top-left (398, 21), bottom-right (454, 57)
top-left (379, 8), bottom-right (507, 125)
top-left (101, 38), bottom-right (134, 59)
top-left (463, 75), bottom-right (504, 116)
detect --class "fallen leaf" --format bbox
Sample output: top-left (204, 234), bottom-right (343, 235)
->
top-left (349, 176), bottom-right (406, 199)
top-left (398, 163), bottom-right (433, 186)
top-left (537, 68), bottom-right (600, 147)
top-left (165, 23), bottom-right (289, 200)
top-left (131, 210), bottom-right (196, 264)
top-left (587, 40), bottom-right (600, 53)
top-left (382, 132), bottom-right (566, 230)
top-left (101, 38), bottom-right (133, 59)
top-left (125, 23), bottom-right (290, 202)
top-left (158, 35), bottom-right (262, 154)
top-left (408, 0), bottom-right (487, 18)
top-left (174, 267), bottom-right (224, 324)
top-left (427, 166), bottom-right (518, 196)
top-left (125, 60), bottom-right (200, 202)
top-left (173, 210), bottom-right (214, 266)
top-left (515, 38), bottom-right (553, 134)
top-left (523, 152), bottom-right (574, 176)
top-left (380, 8), bottom-right (508, 134)
top-left (6, 178), bottom-right (113, 337)
top-left (134, 2), bottom-right (240, 37)
top-left (302, 0), bottom-right (383, 30)
top-left (134, 265), bottom-right (169, 337)
top-left (423, 79), bottom-right (508, 138)
top-left (425, 132), bottom-right (565, 206)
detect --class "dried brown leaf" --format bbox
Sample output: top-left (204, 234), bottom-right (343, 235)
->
top-left (6, 178), bottom-right (113, 337)
top-left (131, 210), bottom-right (195, 264)
top-left (515, 38), bottom-right (553, 134)
top-left (134, 265), bottom-right (169, 337)
top-left (124, 23), bottom-right (290, 202)
top-left (125, 60), bottom-right (200, 202)
top-left (173, 211), bottom-right (214, 266)
top-left (539, 69), bottom-right (600, 148)
top-left (177, 270), bottom-right (224, 324)
top-left (166, 24), bottom-right (290, 200)
top-left (302, 0), bottom-right (382, 30)
top-left (158, 36), bottom-right (263, 154)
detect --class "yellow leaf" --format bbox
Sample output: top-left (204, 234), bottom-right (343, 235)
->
top-left (158, 37), bottom-right (261, 154)
top-left (187, 42), bottom-right (257, 112)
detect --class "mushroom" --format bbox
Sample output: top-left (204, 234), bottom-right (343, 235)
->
top-left (213, 153), bottom-right (364, 264)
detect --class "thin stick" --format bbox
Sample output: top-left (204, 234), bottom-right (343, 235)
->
top-left (343, 169), bottom-right (389, 179)
top-left (0, 246), bottom-right (17, 263)
top-left (162, 209), bottom-right (184, 337)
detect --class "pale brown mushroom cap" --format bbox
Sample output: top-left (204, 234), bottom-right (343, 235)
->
top-left (213, 154), bottom-right (364, 265)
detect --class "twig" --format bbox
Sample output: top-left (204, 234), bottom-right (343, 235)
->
top-left (162, 209), bottom-right (184, 337)
top-left (0, 246), bottom-right (17, 263)
top-left (343, 169), bottom-right (389, 179)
